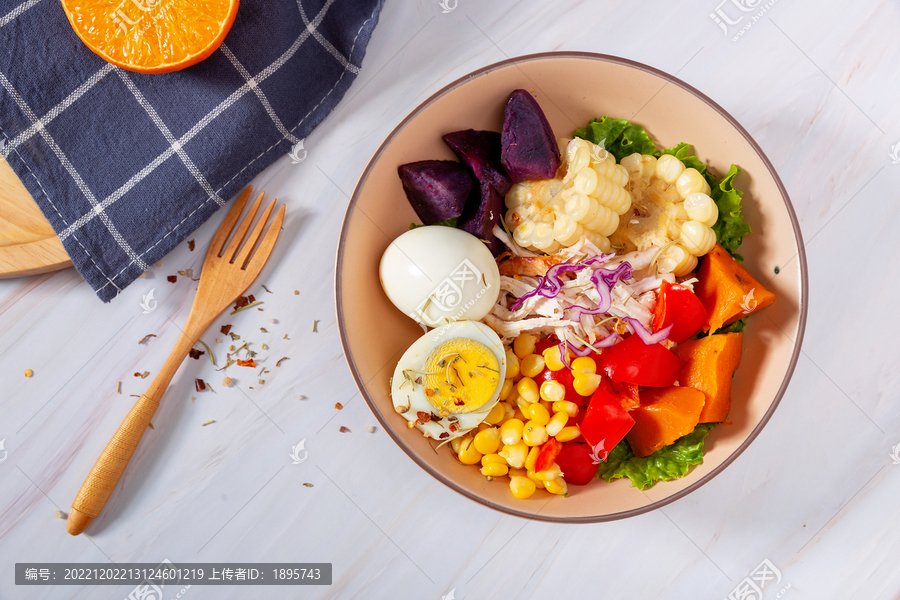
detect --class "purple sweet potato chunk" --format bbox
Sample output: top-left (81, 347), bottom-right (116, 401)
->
top-left (501, 89), bottom-right (560, 183)
top-left (458, 181), bottom-right (505, 256)
top-left (398, 160), bottom-right (473, 224)
top-left (442, 130), bottom-right (513, 197)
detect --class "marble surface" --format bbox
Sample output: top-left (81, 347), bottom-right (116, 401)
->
top-left (1, 0), bottom-right (899, 598)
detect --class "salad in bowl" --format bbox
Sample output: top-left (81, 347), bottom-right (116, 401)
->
top-left (377, 88), bottom-right (776, 500)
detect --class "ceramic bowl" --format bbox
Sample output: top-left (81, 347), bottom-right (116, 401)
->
top-left (335, 52), bottom-right (807, 522)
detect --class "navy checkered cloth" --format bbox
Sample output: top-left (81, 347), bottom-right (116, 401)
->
top-left (0, 0), bottom-right (383, 301)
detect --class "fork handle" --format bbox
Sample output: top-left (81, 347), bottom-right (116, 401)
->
top-left (67, 328), bottom-right (200, 535)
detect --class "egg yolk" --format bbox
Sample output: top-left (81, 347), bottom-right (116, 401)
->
top-left (422, 338), bottom-right (501, 414)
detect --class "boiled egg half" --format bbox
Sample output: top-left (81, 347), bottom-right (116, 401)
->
top-left (391, 320), bottom-right (507, 439)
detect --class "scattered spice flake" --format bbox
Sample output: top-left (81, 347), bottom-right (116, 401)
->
top-left (229, 301), bottom-right (263, 315)
top-left (335, 402), bottom-right (343, 410)
top-left (229, 332), bottom-right (240, 341)
top-left (339, 426), bottom-right (351, 433)
top-left (365, 426), bottom-right (376, 433)
top-left (312, 320), bottom-right (318, 332)
top-left (233, 295), bottom-right (251, 310)
top-left (117, 382), bottom-right (122, 394)
top-left (268, 318), bottom-right (276, 324)
top-left (216, 338), bottom-right (221, 344)
top-left (185, 268), bottom-right (194, 279)
top-left (178, 270), bottom-right (186, 276)
top-left (206, 383), bottom-right (216, 394)
top-left (303, 482), bottom-right (313, 487)
top-left (148, 422), bottom-right (155, 430)
top-left (188, 239), bottom-right (195, 251)
top-left (294, 290), bottom-right (300, 295)
top-left (195, 378), bottom-right (206, 392)
top-left (258, 379), bottom-right (265, 385)
top-left (258, 367), bottom-right (268, 376)
top-left (223, 377), bottom-right (232, 387)
top-left (261, 343), bottom-right (268, 350)
top-left (216, 358), bottom-right (236, 371)
top-left (201, 420), bottom-right (215, 427)
top-left (236, 358), bottom-right (257, 368)
top-left (262, 284), bottom-right (273, 293)
top-left (188, 348), bottom-right (205, 360)
top-left (54, 510), bottom-right (66, 520)
top-left (24, 369), bottom-right (33, 377)
top-left (260, 327), bottom-right (268, 333)
top-left (276, 357), bottom-right (290, 367)
top-left (257, 308), bottom-right (263, 311)
top-left (138, 334), bottom-right (157, 345)
top-left (221, 324), bottom-right (232, 335)
top-left (283, 334), bottom-right (289, 340)
top-left (139, 371), bottom-right (150, 379)
top-left (154, 261), bottom-right (162, 268)
top-left (295, 394), bottom-right (306, 400)
top-left (249, 294), bottom-right (256, 303)
top-left (167, 275), bottom-right (177, 283)
top-left (198, 339), bottom-right (216, 366)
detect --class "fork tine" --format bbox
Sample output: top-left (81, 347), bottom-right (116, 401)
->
top-left (243, 204), bottom-right (285, 275)
top-left (209, 186), bottom-right (252, 257)
top-left (236, 199), bottom-right (278, 269)
top-left (224, 191), bottom-right (264, 262)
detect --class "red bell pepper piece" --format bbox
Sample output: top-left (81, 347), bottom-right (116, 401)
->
top-left (554, 443), bottom-right (600, 485)
top-left (534, 437), bottom-right (563, 473)
top-left (579, 378), bottom-right (635, 462)
top-left (652, 280), bottom-right (708, 343)
top-left (598, 334), bottom-right (682, 387)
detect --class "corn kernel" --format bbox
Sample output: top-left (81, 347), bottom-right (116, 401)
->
top-left (482, 453), bottom-right (507, 466)
top-left (534, 462), bottom-right (563, 481)
top-left (655, 153), bottom-right (685, 184)
top-left (520, 354), bottom-right (545, 378)
top-left (525, 446), bottom-right (540, 472)
top-left (552, 400), bottom-right (579, 417)
top-left (506, 385), bottom-right (520, 406)
top-left (474, 428), bottom-right (501, 454)
top-left (526, 469), bottom-right (543, 484)
top-left (498, 378), bottom-right (514, 401)
top-left (481, 463), bottom-right (509, 477)
top-left (500, 401), bottom-right (516, 422)
top-left (546, 411), bottom-right (569, 437)
top-left (450, 436), bottom-right (465, 454)
top-left (539, 380), bottom-right (566, 403)
top-left (499, 442), bottom-right (529, 468)
top-left (515, 395), bottom-right (532, 415)
top-left (509, 467), bottom-right (527, 479)
top-left (573, 373), bottom-right (602, 396)
top-left (544, 477), bottom-right (568, 495)
top-left (555, 425), bottom-right (582, 442)
top-left (509, 475), bottom-right (537, 499)
top-left (505, 348), bottom-right (520, 379)
top-left (540, 399), bottom-right (554, 415)
top-left (523, 402), bottom-right (550, 426)
top-left (571, 356), bottom-right (596, 375)
top-left (542, 345), bottom-right (566, 371)
top-left (523, 422), bottom-right (549, 446)
top-left (477, 422), bottom-right (491, 432)
top-left (484, 402), bottom-right (506, 425)
top-left (499, 418), bottom-right (525, 445)
top-left (513, 333), bottom-right (537, 358)
top-left (458, 437), bottom-right (482, 465)
top-left (516, 377), bottom-right (539, 403)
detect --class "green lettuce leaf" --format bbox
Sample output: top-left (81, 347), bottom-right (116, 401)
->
top-left (718, 317), bottom-right (747, 334)
top-left (595, 423), bottom-right (716, 490)
top-left (409, 217), bottom-right (458, 229)
top-left (710, 164), bottom-right (751, 262)
top-left (574, 117), bottom-right (659, 162)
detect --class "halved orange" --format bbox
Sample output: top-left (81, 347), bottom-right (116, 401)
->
top-left (61, 0), bottom-right (240, 74)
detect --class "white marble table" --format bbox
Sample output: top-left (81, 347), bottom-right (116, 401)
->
top-left (2, 0), bottom-right (898, 598)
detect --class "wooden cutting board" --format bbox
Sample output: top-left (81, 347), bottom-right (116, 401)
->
top-left (0, 160), bottom-right (72, 278)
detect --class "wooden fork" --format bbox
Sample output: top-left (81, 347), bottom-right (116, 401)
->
top-left (66, 186), bottom-right (285, 536)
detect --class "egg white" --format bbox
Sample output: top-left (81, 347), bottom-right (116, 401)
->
top-left (390, 320), bottom-right (507, 440)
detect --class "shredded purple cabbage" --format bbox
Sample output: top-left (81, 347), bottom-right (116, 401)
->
top-left (623, 317), bottom-right (673, 345)
top-left (509, 263), bottom-right (588, 311)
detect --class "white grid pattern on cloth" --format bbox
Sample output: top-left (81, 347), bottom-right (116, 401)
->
top-left (0, 0), bottom-right (43, 28)
top-left (57, 0), bottom-right (340, 246)
top-left (296, 0), bottom-right (360, 75)
top-left (115, 69), bottom-right (226, 207)
top-left (219, 43), bottom-right (301, 145)
top-left (6, 63), bottom-right (116, 153)
top-left (0, 70), bottom-right (150, 271)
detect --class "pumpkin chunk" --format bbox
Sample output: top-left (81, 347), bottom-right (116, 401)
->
top-left (626, 386), bottom-right (705, 457)
top-left (673, 332), bottom-right (744, 423)
top-left (695, 244), bottom-right (775, 332)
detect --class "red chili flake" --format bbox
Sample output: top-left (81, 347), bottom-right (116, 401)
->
top-left (439, 432), bottom-right (450, 439)
top-left (233, 295), bottom-right (250, 310)
top-left (339, 426), bottom-right (351, 433)
top-left (248, 294), bottom-right (256, 303)
top-left (167, 275), bottom-right (177, 283)
top-left (188, 348), bottom-right (205, 360)
top-left (449, 423), bottom-right (459, 432)
top-left (334, 402), bottom-right (343, 410)
top-left (416, 411), bottom-right (431, 424)
top-left (236, 358), bottom-right (257, 367)
top-left (424, 389), bottom-right (434, 397)
top-left (220, 324), bottom-right (232, 335)
top-left (134, 372), bottom-right (141, 377)
top-left (195, 378), bottom-right (206, 392)
top-left (188, 239), bottom-right (195, 251)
